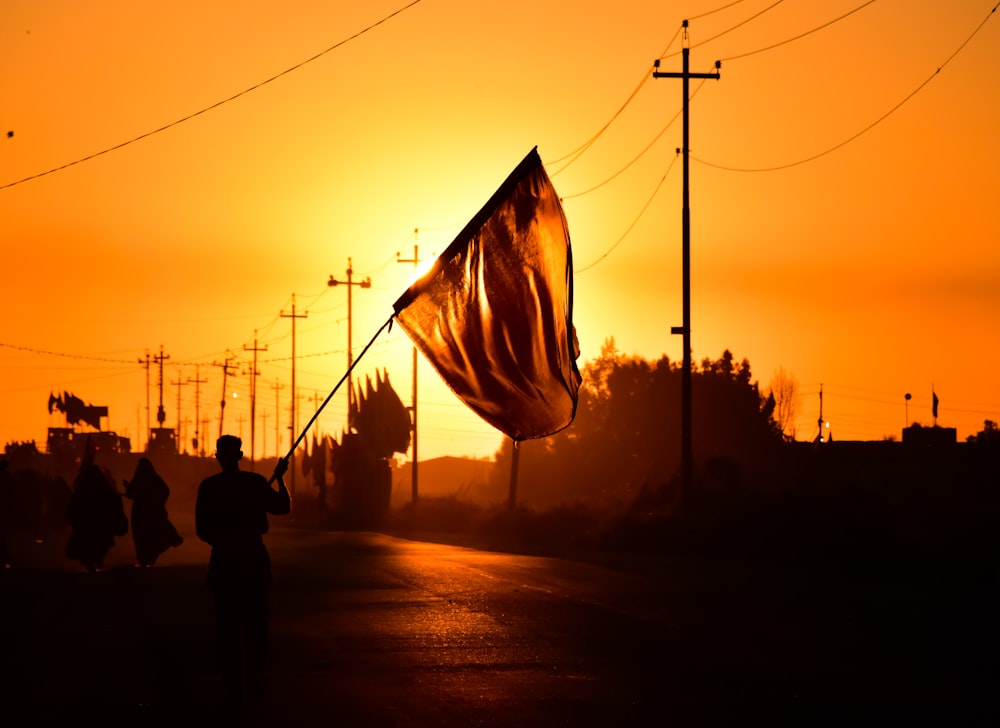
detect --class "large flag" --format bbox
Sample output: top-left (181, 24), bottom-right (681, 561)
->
top-left (393, 148), bottom-right (581, 442)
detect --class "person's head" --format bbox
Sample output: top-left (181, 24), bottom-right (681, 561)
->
top-left (215, 435), bottom-right (243, 468)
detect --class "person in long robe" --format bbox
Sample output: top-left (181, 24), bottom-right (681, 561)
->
top-left (65, 463), bottom-right (127, 573)
top-left (124, 457), bottom-right (182, 567)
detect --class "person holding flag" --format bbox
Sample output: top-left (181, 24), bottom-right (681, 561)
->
top-left (195, 435), bottom-right (290, 712)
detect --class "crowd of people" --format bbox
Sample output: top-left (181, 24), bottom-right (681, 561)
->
top-left (1, 435), bottom-right (291, 714)
top-left (0, 450), bottom-right (184, 572)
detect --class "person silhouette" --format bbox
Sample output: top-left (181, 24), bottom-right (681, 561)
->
top-left (65, 461), bottom-right (128, 573)
top-left (195, 435), bottom-right (290, 711)
top-left (124, 457), bottom-right (183, 567)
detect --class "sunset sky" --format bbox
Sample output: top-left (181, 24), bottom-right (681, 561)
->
top-left (2, 0), bottom-right (998, 463)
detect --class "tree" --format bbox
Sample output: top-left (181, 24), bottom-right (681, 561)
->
top-left (968, 419), bottom-right (1000, 444)
top-left (768, 366), bottom-right (799, 439)
top-left (492, 348), bottom-right (783, 510)
top-left (332, 369), bottom-right (411, 528)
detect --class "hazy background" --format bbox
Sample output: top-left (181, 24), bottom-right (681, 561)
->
top-left (2, 0), bottom-right (998, 461)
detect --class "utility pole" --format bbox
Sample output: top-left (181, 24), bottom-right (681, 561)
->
top-left (138, 351), bottom-right (152, 451)
top-left (244, 331), bottom-right (268, 469)
top-left (328, 258), bottom-right (372, 431)
top-left (188, 365), bottom-right (208, 455)
top-left (280, 296), bottom-right (307, 501)
top-left (271, 379), bottom-right (285, 458)
top-left (170, 375), bottom-right (188, 454)
top-left (397, 235), bottom-right (422, 503)
top-left (260, 409), bottom-right (269, 460)
top-left (214, 352), bottom-right (239, 439)
top-left (154, 345), bottom-right (170, 431)
top-left (816, 383), bottom-right (825, 443)
top-left (309, 389), bottom-right (324, 440)
top-left (653, 20), bottom-right (720, 505)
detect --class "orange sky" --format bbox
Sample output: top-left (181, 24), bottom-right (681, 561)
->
top-left (2, 0), bottom-right (999, 462)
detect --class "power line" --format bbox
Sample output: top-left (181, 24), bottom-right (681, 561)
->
top-left (548, 25), bottom-right (685, 173)
top-left (689, 0), bottom-right (752, 22)
top-left (674, 0), bottom-right (788, 57)
top-left (0, 0), bottom-right (425, 191)
top-left (573, 151), bottom-right (680, 274)
top-left (562, 76), bottom-right (711, 200)
top-left (555, 1), bottom-right (882, 180)
top-left (692, 1), bottom-right (999, 173)
top-left (0, 342), bottom-right (141, 365)
top-left (718, 1), bottom-right (878, 62)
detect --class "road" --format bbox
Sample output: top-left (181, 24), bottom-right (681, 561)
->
top-left (1, 516), bottom-right (997, 727)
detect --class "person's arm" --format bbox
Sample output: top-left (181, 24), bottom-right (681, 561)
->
top-left (268, 457), bottom-right (292, 515)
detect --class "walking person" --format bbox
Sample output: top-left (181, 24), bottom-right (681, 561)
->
top-left (65, 460), bottom-right (128, 574)
top-left (124, 457), bottom-right (182, 567)
top-left (195, 435), bottom-right (290, 712)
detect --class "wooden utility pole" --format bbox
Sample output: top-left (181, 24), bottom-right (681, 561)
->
top-left (214, 352), bottom-right (239, 439)
top-left (328, 259), bottom-right (371, 430)
top-left (816, 383), bottom-right (825, 443)
top-left (653, 20), bottom-right (720, 505)
top-left (260, 409), bottom-right (269, 459)
top-left (151, 345), bottom-right (170, 448)
top-left (188, 365), bottom-right (208, 455)
top-left (271, 379), bottom-right (285, 458)
top-left (280, 297), bottom-right (307, 500)
top-left (397, 235), bottom-right (422, 503)
top-left (170, 376), bottom-right (188, 453)
top-left (244, 331), bottom-right (268, 469)
top-left (138, 351), bottom-right (152, 451)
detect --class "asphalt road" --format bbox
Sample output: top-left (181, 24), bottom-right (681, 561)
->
top-left (1, 515), bottom-right (997, 727)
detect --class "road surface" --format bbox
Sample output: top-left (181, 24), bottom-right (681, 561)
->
top-left (1, 516), bottom-right (996, 726)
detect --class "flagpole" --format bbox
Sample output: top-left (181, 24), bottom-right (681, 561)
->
top-left (507, 439), bottom-right (520, 511)
top-left (267, 315), bottom-right (393, 485)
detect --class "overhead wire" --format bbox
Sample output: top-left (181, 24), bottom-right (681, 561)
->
top-left (561, 76), bottom-right (710, 199)
top-left (547, 24), bottom-right (684, 174)
top-left (567, 0), bottom-right (994, 273)
top-left (574, 151), bottom-right (679, 275)
top-left (665, 0), bottom-right (788, 58)
top-left (719, 0), bottom-right (878, 62)
top-left (0, 0), bottom-right (425, 191)
top-left (693, 1), bottom-right (999, 172)
top-left (561, 1), bottom-right (869, 265)
top-left (688, 0), bottom-right (752, 21)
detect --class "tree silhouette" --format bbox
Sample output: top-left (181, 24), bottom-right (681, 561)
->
top-left (492, 343), bottom-right (782, 510)
top-left (768, 366), bottom-right (799, 440)
top-left (331, 369), bottom-right (411, 528)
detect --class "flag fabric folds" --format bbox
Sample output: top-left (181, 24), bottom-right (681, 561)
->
top-left (393, 148), bottom-right (581, 442)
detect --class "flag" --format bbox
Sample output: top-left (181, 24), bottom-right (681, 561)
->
top-left (932, 389), bottom-right (939, 419)
top-left (393, 148), bottom-right (581, 441)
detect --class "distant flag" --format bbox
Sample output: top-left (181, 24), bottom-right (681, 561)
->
top-left (932, 389), bottom-right (939, 420)
top-left (392, 147), bottom-right (581, 442)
